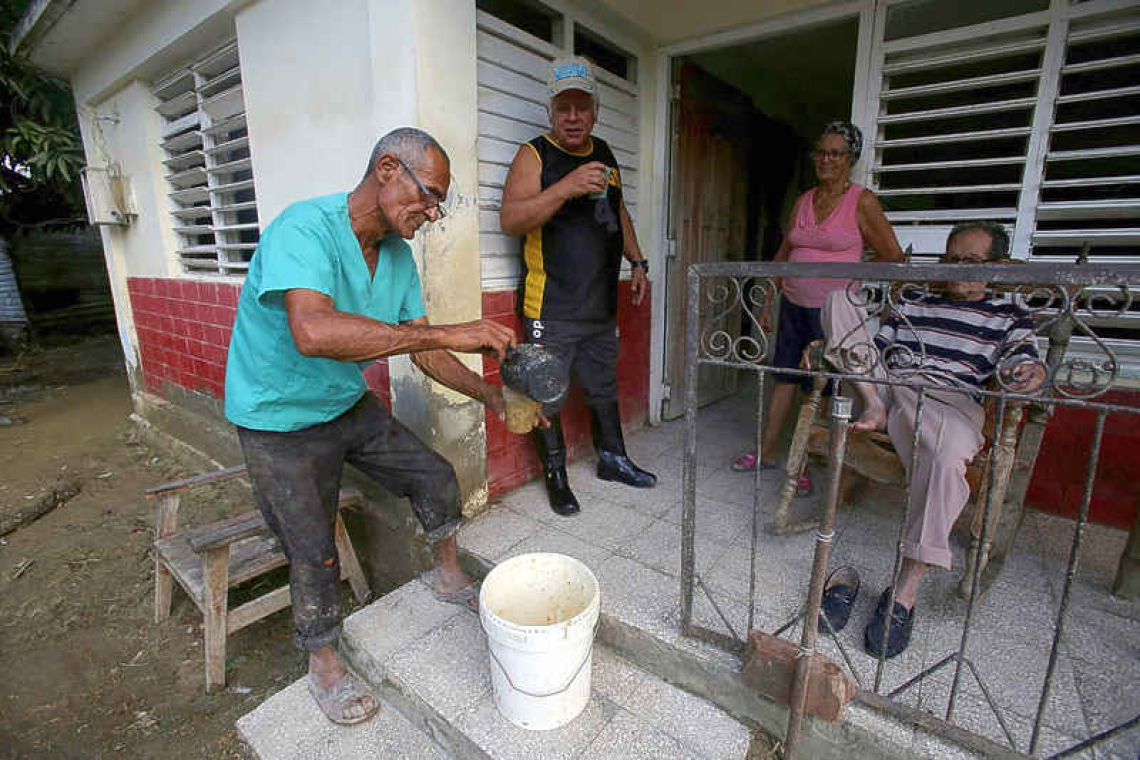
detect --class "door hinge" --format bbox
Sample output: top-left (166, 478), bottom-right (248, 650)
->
top-left (662, 382), bottom-right (672, 401)
top-left (666, 239), bottom-right (678, 260)
top-left (672, 83), bottom-right (681, 101)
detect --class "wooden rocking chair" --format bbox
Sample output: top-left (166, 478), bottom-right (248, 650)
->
top-left (771, 368), bottom-right (1028, 599)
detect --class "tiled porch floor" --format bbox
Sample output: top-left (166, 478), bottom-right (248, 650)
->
top-left (459, 390), bottom-right (1140, 759)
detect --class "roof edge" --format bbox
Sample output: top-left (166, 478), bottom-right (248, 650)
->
top-left (9, 0), bottom-right (75, 58)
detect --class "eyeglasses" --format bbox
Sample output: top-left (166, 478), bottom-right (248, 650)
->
top-left (396, 158), bottom-right (447, 219)
top-left (940, 253), bottom-right (989, 265)
top-left (811, 149), bottom-right (850, 161)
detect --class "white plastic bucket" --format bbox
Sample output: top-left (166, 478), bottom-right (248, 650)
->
top-left (479, 552), bottom-right (600, 731)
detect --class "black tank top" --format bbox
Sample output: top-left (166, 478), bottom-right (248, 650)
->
top-left (521, 135), bottom-right (623, 321)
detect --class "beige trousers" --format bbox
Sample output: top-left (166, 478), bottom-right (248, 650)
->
top-left (821, 291), bottom-right (984, 570)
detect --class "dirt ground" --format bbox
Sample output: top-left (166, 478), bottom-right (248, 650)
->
top-left (0, 335), bottom-right (313, 759)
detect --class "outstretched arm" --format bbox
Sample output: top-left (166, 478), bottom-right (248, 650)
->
top-left (403, 317), bottom-right (506, 417)
top-left (284, 289), bottom-right (516, 363)
top-left (499, 144), bottom-right (609, 236)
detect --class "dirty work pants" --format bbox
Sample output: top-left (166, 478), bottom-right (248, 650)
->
top-left (524, 318), bottom-right (618, 416)
top-left (235, 392), bottom-right (461, 651)
top-left (821, 291), bottom-right (985, 570)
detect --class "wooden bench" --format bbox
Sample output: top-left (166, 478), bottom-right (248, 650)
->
top-left (147, 465), bottom-right (370, 691)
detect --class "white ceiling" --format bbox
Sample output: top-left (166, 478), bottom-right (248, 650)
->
top-left (597, 0), bottom-right (833, 46)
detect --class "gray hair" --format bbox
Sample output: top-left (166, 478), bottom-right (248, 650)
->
top-left (361, 127), bottom-right (449, 182)
top-left (947, 221), bottom-right (1011, 260)
top-left (821, 121), bottom-right (863, 161)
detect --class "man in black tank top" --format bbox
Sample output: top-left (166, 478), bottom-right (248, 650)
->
top-left (500, 56), bottom-right (655, 516)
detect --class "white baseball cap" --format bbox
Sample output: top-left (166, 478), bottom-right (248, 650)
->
top-left (547, 56), bottom-right (597, 100)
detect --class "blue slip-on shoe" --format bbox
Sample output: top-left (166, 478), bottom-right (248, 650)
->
top-left (864, 587), bottom-right (915, 659)
top-left (818, 566), bottom-right (860, 634)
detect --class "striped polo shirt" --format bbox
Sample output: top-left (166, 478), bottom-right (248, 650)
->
top-left (874, 294), bottom-right (1039, 391)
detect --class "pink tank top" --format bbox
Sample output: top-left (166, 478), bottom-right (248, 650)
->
top-left (782, 183), bottom-right (865, 308)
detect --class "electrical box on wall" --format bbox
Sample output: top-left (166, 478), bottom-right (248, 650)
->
top-left (81, 166), bottom-right (135, 226)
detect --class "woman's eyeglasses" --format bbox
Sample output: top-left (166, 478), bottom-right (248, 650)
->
top-left (811, 149), bottom-right (850, 161)
top-left (940, 253), bottom-right (989, 265)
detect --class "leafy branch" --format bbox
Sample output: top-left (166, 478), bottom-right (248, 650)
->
top-left (0, 0), bottom-right (86, 228)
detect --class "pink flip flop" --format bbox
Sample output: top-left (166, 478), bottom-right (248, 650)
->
top-left (731, 451), bottom-right (779, 472)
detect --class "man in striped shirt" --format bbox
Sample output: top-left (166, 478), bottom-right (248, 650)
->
top-left (815, 221), bottom-right (1045, 658)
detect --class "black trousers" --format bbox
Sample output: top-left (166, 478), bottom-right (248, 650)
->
top-left (524, 318), bottom-right (618, 415)
top-left (235, 392), bottom-right (460, 651)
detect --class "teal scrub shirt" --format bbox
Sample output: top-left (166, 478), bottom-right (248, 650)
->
top-left (224, 192), bottom-right (426, 432)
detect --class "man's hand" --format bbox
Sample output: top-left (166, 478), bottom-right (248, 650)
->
top-left (801, 339), bottom-right (824, 371)
top-left (483, 384), bottom-right (506, 421)
top-left (559, 161), bottom-right (610, 199)
top-left (444, 320), bottom-right (517, 362)
top-left (1003, 361), bottom-right (1046, 394)
top-left (631, 266), bottom-right (648, 306)
top-left (483, 384), bottom-right (551, 431)
top-left (759, 304), bottom-right (775, 333)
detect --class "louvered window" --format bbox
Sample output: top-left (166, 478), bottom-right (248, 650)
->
top-left (865, 0), bottom-right (1140, 365)
top-left (868, 0), bottom-right (1140, 263)
top-left (1035, 8), bottom-right (1140, 262)
top-left (869, 5), bottom-right (1051, 255)
top-left (153, 41), bottom-right (259, 277)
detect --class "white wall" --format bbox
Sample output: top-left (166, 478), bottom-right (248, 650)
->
top-left (235, 0), bottom-right (417, 223)
top-left (78, 80), bottom-right (180, 281)
top-left (74, 79), bottom-right (181, 370)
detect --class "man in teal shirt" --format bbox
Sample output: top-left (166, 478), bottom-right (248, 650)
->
top-left (225, 128), bottom-right (516, 725)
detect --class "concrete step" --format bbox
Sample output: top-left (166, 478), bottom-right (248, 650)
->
top-left (236, 580), bottom-right (755, 759)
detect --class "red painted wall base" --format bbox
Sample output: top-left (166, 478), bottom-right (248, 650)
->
top-left (1026, 389), bottom-right (1140, 530)
top-left (127, 277), bottom-right (390, 407)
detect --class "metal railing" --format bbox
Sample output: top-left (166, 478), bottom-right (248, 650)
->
top-left (679, 259), bottom-right (1140, 759)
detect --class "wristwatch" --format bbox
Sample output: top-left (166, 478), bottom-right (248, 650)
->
top-left (630, 259), bottom-right (649, 274)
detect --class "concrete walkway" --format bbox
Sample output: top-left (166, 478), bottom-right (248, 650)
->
top-left (238, 391), bottom-right (1138, 759)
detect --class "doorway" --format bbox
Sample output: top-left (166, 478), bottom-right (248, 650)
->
top-left (660, 17), bottom-right (860, 420)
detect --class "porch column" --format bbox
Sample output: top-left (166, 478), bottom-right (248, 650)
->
top-left (381, 0), bottom-right (490, 516)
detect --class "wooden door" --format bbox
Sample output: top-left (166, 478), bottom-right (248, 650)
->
top-left (662, 64), bottom-right (752, 420)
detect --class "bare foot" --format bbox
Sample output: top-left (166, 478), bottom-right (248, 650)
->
top-left (431, 535), bottom-right (477, 596)
top-left (434, 563), bottom-right (474, 596)
top-left (420, 566), bottom-right (480, 610)
top-left (851, 395), bottom-right (887, 432)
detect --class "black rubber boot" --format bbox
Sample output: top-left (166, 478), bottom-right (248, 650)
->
top-left (589, 402), bottom-right (656, 489)
top-left (532, 413), bottom-right (580, 516)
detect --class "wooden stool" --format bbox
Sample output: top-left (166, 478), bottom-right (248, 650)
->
top-left (148, 465), bottom-right (371, 691)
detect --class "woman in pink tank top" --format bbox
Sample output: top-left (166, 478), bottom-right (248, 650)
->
top-left (731, 122), bottom-right (904, 477)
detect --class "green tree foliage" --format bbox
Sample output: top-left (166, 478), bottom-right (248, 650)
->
top-left (1, 0), bottom-right (86, 230)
